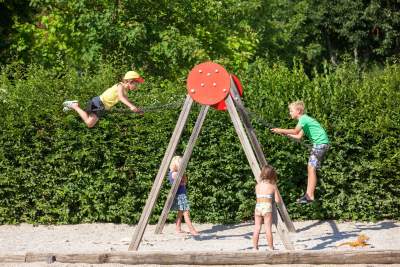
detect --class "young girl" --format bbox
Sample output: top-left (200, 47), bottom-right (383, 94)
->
top-left (253, 165), bottom-right (280, 251)
top-left (62, 70), bottom-right (144, 128)
top-left (168, 156), bottom-right (199, 236)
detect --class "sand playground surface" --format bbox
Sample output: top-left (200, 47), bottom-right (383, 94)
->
top-left (0, 220), bottom-right (399, 266)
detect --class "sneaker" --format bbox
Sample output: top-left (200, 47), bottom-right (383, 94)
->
top-left (62, 100), bottom-right (78, 112)
top-left (63, 100), bottom-right (78, 107)
top-left (297, 195), bottom-right (313, 204)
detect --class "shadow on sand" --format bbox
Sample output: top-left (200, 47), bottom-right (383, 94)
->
top-left (296, 220), bottom-right (398, 250)
top-left (192, 223), bottom-right (254, 241)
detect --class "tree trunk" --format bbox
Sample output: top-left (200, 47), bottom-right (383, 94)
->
top-left (325, 32), bottom-right (337, 65)
top-left (353, 47), bottom-right (358, 65)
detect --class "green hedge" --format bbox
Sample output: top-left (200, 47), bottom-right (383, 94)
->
top-left (0, 60), bottom-right (399, 224)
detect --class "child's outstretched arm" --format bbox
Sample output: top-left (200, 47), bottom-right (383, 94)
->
top-left (272, 126), bottom-right (303, 140)
top-left (117, 85), bottom-right (143, 114)
top-left (271, 125), bottom-right (301, 135)
top-left (286, 129), bottom-right (304, 140)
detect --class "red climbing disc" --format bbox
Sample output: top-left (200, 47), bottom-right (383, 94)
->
top-left (187, 62), bottom-right (231, 105)
top-left (212, 74), bottom-right (244, 111)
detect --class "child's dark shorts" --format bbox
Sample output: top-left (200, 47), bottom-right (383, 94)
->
top-left (85, 96), bottom-right (106, 118)
top-left (308, 144), bottom-right (329, 169)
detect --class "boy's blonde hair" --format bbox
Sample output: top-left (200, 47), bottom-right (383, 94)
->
top-left (169, 156), bottom-right (182, 172)
top-left (259, 165), bottom-right (277, 184)
top-left (289, 100), bottom-right (305, 114)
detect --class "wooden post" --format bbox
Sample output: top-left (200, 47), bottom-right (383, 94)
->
top-left (229, 79), bottom-right (296, 233)
top-left (272, 198), bottom-right (295, 250)
top-left (128, 95), bottom-right (194, 251)
top-left (225, 96), bottom-right (261, 179)
top-left (229, 80), bottom-right (266, 170)
top-left (155, 105), bottom-right (209, 234)
top-left (225, 95), bottom-right (294, 250)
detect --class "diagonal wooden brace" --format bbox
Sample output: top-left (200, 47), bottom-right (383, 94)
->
top-left (128, 95), bottom-right (194, 251)
top-left (225, 95), bottom-right (294, 250)
top-left (229, 78), bottom-right (296, 233)
top-left (155, 105), bottom-right (209, 234)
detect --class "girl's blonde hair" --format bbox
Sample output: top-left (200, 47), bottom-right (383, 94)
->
top-left (259, 165), bottom-right (277, 184)
top-left (169, 156), bottom-right (182, 172)
top-left (289, 100), bottom-right (305, 114)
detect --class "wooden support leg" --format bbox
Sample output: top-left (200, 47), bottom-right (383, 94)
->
top-left (128, 96), bottom-right (194, 251)
top-left (229, 80), bottom-right (296, 233)
top-left (272, 199), bottom-right (295, 250)
top-left (225, 95), bottom-right (294, 250)
top-left (155, 105), bottom-right (209, 234)
top-left (225, 96), bottom-right (261, 179)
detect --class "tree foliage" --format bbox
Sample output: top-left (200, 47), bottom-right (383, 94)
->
top-left (2, 0), bottom-right (399, 70)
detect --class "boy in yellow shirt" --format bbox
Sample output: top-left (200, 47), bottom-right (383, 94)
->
top-left (63, 71), bottom-right (144, 128)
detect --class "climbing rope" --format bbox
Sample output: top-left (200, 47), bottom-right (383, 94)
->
top-left (141, 99), bottom-right (185, 113)
top-left (113, 98), bottom-right (185, 114)
top-left (236, 103), bottom-right (313, 149)
top-left (112, 95), bottom-right (313, 149)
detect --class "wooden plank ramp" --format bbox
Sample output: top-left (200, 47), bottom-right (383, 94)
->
top-left (1, 250), bottom-right (399, 265)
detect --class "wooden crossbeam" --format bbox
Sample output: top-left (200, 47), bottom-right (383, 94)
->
top-left (229, 79), bottom-right (296, 233)
top-left (128, 95), bottom-right (194, 251)
top-left (4, 250), bottom-right (400, 265)
top-left (155, 105), bottom-right (209, 234)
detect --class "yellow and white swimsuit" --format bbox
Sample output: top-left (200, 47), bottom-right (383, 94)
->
top-left (255, 194), bottom-right (273, 216)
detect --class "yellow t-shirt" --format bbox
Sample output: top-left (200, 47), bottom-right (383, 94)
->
top-left (99, 83), bottom-right (128, 110)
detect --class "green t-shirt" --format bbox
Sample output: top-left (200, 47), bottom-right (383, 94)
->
top-left (297, 114), bottom-right (329, 145)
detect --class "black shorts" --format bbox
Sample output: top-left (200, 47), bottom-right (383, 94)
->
top-left (85, 96), bottom-right (106, 118)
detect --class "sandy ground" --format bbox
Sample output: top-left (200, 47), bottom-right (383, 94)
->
top-left (0, 220), bottom-right (399, 266)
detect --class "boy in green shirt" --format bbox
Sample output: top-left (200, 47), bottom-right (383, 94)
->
top-left (272, 101), bottom-right (329, 204)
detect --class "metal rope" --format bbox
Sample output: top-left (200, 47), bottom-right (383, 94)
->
top-left (112, 95), bottom-right (313, 148)
top-left (113, 98), bottom-right (185, 114)
top-left (236, 103), bottom-right (313, 149)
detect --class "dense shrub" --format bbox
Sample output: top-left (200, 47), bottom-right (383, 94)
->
top-left (0, 60), bottom-right (399, 224)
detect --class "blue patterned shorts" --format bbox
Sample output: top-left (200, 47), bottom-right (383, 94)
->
top-left (308, 144), bottom-right (329, 169)
top-left (172, 194), bottom-right (190, 211)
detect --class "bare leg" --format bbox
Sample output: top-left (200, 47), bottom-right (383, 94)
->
top-left (183, 211), bottom-right (199, 235)
top-left (252, 214), bottom-right (262, 250)
top-left (263, 213), bottom-right (274, 250)
top-left (306, 164), bottom-right (317, 200)
top-left (176, 211), bottom-right (183, 233)
top-left (69, 103), bottom-right (99, 128)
